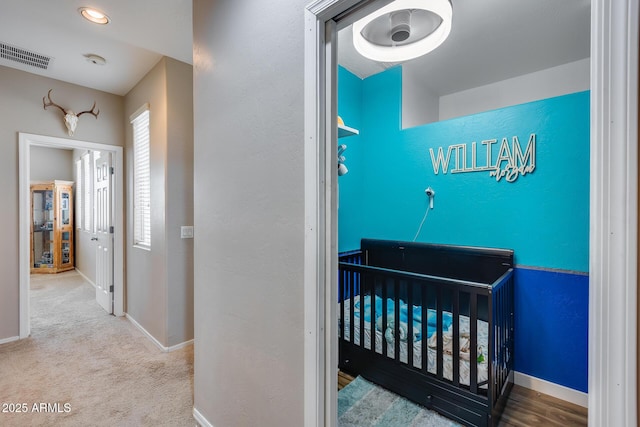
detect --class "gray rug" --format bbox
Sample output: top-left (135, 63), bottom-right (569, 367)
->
top-left (338, 376), bottom-right (461, 427)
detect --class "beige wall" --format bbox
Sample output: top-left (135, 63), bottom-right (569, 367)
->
top-left (30, 147), bottom-right (74, 182)
top-left (193, 0), bottom-right (305, 425)
top-left (0, 65), bottom-right (124, 340)
top-left (165, 58), bottom-right (194, 347)
top-left (124, 57), bottom-right (194, 348)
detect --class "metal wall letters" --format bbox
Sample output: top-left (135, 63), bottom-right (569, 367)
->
top-left (429, 133), bottom-right (536, 183)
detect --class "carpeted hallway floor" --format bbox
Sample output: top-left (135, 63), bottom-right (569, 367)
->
top-left (0, 271), bottom-right (194, 427)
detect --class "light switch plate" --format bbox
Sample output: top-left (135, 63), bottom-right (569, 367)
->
top-left (180, 226), bottom-right (194, 239)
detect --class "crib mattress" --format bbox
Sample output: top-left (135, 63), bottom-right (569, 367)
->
top-left (340, 296), bottom-right (489, 388)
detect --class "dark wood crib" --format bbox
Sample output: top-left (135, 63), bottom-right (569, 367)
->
top-left (338, 239), bottom-right (515, 427)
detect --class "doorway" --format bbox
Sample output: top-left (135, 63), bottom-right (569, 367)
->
top-left (303, 0), bottom-right (638, 426)
top-left (18, 132), bottom-right (124, 339)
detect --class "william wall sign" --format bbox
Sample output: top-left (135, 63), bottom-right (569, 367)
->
top-left (429, 133), bottom-right (536, 183)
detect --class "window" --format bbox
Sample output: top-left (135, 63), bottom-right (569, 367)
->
top-left (83, 153), bottom-right (92, 232)
top-left (131, 105), bottom-right (151, 248)
top-left (75, 159), bottom-right (82, 230)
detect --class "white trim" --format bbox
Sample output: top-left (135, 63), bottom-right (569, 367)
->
top-left (75, 268), bottom-right (97, 289)
top-left (125, 313), bottom-right (193, 353)
top-left (305, 3), bottom-right (336, 426)
top-left (19, 132), bottom-right (125, 339)
top-left (514, 372), bottom-right (588, 409)
top-left (589, 0), bottom-right (639, 426)
top-left (125, 314), bottom-right (164, 351)
top-left (193, 407), bottom-right (214, 427)
top-left (0, 336), bottom-right (20, 345)
top-left (129, 102), bottom-right (150, 123)
top-left (19, 137), bottom-right (29, 339)
top-left (166, 339), bottom-right (194, 352)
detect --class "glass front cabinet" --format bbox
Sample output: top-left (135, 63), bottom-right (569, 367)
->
top-left (31, 180), bottom-right (74, 274)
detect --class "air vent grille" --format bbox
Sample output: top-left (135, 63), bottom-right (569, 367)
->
top-left (0, 42), bottom-right (51, 70)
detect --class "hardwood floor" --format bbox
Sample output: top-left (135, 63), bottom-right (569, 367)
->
top-left (337, 371), bottom-right (587, 426)
top-left (338, 370), bottom-right (354, 391)
top-left (499, 385), bottom-right (587, 427)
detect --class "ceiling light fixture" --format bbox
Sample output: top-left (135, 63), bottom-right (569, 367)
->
top-left (352, 0), bottom-right (452, 63)
top-left (78, 7), bottom-right (111, 25)
top-left (84, 53), bottom-right (106, 65)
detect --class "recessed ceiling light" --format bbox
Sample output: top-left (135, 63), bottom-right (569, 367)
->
top-left (78, 7), bottom-right (111, 25)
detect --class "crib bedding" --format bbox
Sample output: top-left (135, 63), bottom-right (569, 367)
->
top-left (340, 295), bottom-right (489, 387)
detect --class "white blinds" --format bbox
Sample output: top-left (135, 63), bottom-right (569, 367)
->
top-left (75, 159), bottom-right (82, 230)
top-left (83, 153), bottom-right (91, 232)
top-left (132, 107), bottom-right (151, 247)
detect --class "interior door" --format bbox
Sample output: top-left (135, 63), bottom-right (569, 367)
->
top-left (94, 152), bottom-right (113, 313)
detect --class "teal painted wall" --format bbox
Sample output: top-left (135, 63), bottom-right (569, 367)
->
top-left (337, 66), bottom-right (364, 251)
top-left (337, 66), bottom-right (590, 392)
top-left (339, 66), bottom-right (589, 273)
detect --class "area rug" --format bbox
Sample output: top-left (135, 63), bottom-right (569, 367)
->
top-left (338, 376), bottom-right (461, 427)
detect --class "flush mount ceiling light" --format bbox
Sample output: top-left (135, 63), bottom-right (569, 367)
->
top-left (78, 7), bottom-right (111, 25)
top-left (352, 0), bottom-right (452, 63)
top-left (84, 53), bottom-right (106, 65)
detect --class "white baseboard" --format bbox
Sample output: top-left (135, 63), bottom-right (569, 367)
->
top-left (75, 268), bottom-right (96, 289)
top-left (514, 371), bottom-right (588, 408)
top-left (0, 336), bottom-right (20, 345)
top-left (193, 407), bottom-right (214, 427)
top-left (125, 313), bottom-right (193, 353)
top-left (167, 339), bottom-right (194, 352)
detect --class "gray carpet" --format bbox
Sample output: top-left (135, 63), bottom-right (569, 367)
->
top-left (0, 271), bottom-right (194, 427)
top-left (338, 376), bottom-right (461, 427)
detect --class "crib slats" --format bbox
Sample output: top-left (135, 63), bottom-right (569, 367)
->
top-left (370, 278), bottom-right (375, 352)
top-left (496, 282), bottom-right (503, 392)
top-left (436, 286), bottom-right (443, 380)
top-left (470, 292), bottom-right (478, 394)
top-left (349, 277), bottom-right (355, 348)
top-left (452, 290), bottom-right (460, 388)
top-left (340, 274), bottom-right (345, 340)
top-left (407, 282), bottom-right (414, 368)
top-left (394, 279), bottom-right (400, 363)
top-left (421, 289), bottom-right (428, 374)
top-left (381, 282), bottom-right (388, 357)
top-left (359, 281), bottom-right (365, 349)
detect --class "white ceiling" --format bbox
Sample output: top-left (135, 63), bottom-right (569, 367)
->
top-left (339, 0), bottom-right (591, 96)
top-left (0, 0), bottom-right (192, 96)
top-left (0, 1), bottom-right (589, 98)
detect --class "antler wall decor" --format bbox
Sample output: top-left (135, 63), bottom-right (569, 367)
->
top-left (43, 89), bottom-right (99, 136)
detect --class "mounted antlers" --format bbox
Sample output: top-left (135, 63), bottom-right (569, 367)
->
top-left (43, 89), bottom-right (100, 136)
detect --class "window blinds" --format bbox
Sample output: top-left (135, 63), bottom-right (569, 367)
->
top-left (75, 159), bottom-right (82, 230)
top-left (83, 153), bottom-right (91, 232)
top-left (132, 107), bottom-right (151, 247)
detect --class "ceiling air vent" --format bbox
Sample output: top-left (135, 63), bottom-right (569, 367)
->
top-left (0, 42), bottom-right (51, 70)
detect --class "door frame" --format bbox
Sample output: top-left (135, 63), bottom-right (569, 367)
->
top-left (303, 0), bottom-right (639, 426)
top-left (19, 132), bottom-right (124, 338)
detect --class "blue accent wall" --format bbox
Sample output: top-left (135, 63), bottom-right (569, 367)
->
top-left (338, 66), bottom-right (589, 393)
top-left (514, 268), bottom-right (588, 391)
top-left (337, 66), bottom-right (364, 251)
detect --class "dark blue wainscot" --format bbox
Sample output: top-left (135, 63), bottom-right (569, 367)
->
top-left (514, 267), bottom-right (588, 392)
top-left (337, 65), bottom-right (590, 395)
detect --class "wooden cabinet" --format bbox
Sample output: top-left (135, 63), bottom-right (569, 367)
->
top-left (31, 180), bottom-right (74, 274)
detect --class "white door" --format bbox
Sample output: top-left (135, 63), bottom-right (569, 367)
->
top-left (94, 152), bottom-right (113, 313)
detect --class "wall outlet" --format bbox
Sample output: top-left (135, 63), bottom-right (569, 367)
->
top-left (180, 226), bottom-right (194, 239)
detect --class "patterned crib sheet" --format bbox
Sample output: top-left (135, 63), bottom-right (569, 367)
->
top-left (340, 295), bottom-right (489, 387)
